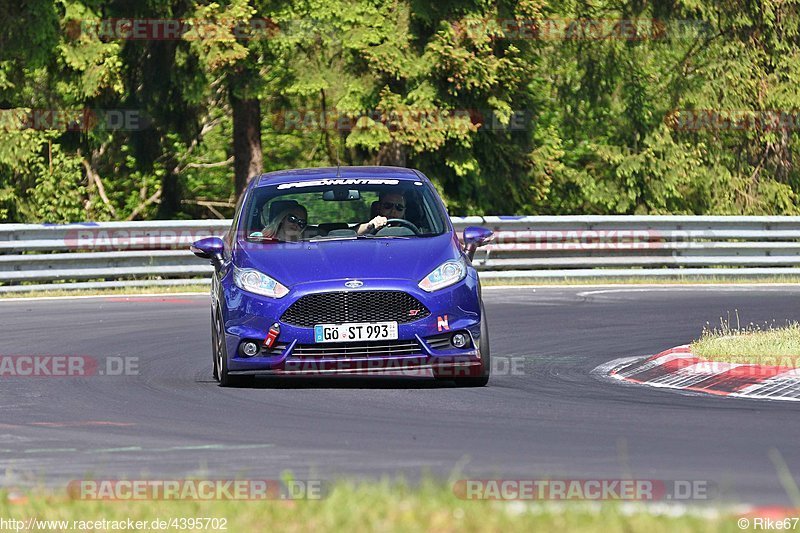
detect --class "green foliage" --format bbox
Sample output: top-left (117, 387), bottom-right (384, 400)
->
top-left (23, 143), bottom-right (87, 223)
top-left (1, 0), bottom-right (800, 222)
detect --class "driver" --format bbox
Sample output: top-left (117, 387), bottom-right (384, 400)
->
top-left (263, 204), bottom-right (308, 242)
top-left (356, 191), bottom-right (407, 235)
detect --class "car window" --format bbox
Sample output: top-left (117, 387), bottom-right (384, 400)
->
top-left (240, 181), bottom-right (448, 242)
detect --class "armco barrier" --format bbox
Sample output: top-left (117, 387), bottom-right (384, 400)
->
top-left (2, 216), bottom-right (800, 291)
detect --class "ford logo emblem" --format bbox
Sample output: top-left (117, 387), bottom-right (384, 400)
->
top-left (344, 280), bottom-right (364, 288)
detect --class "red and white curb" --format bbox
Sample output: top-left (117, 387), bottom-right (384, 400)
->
top-left (603, 345), bottom-right (800, 401)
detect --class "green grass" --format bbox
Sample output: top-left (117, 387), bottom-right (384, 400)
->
top-left (692, 315), bottom-right (800, 365)
top-left (0, 285), bottom-right (210, 299)
top-left (0, 480), bottom-right (746, 532)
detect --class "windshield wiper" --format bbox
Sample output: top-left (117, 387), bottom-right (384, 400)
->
top-left (309, 235), bottom-right (358, 242)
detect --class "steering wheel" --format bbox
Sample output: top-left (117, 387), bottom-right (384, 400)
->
top-left (384, 218), bottom-right (421, 234)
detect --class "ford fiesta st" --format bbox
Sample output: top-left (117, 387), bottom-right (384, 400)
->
top-left (191, 166), bottom-right (494, 386)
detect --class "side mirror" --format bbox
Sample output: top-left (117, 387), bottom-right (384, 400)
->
top-left (463, 226), bottom-right (494, 260)
top-left (191, 237), bottom-right (225, 268)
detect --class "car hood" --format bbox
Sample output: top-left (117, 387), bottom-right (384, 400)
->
top-left (234, 234), bottom-right (460, 286)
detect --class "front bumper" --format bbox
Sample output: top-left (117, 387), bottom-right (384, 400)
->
top-left (219, 274), bottom-right (485, 376)
top-left (228, 357), bottom-right (484, 377)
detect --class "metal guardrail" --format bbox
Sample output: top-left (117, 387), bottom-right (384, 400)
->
top-left (2, 216), bottom-right (800, 292)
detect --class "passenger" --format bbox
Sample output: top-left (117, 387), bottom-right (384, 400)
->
top-left (356, 192), bottom-right (408, 235)
top-left (263, 205), bottom-right (308, 242)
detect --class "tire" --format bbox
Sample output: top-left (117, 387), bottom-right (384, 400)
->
top-left (211, 311), bottom-right (220, 380)
top-left (452, 306), bottom-right (490, 387)
top-left (434, 301), bottom-right (490, 387)
top-left (213, 310), bottom-right (250, 387)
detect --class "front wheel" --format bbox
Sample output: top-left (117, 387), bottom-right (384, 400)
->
top-left (213, 310), bottom-right (250, 387)
top-left (434, 303), bottom-right (490, 387)
top-left (212, 310), bottom-right (221, 381)
top-left (453, 310), bottom-right (490, 387)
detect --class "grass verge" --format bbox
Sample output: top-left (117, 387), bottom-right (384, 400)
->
top-left (692, 317), bottom-right (800, 365)
top-left (0, 480), bottom-right (744, 532)
top-left (0, 285), bottom-right (210, 299)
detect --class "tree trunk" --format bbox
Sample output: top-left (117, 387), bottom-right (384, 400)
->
top-left (376, 140), bottom-right (407, 167)
top-left (232, 94), bottom-right (263, 196)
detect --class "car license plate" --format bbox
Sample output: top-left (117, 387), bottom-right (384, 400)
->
top-left (314, 322), bottom-right (398, 343)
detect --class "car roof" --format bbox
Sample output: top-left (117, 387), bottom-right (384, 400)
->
top-left (254, 166), bottom-right (425, 188)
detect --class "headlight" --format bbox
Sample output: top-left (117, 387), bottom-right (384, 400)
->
top-left (418, 257), bottom-right (467, 292)
top-left (233, 267), bottom-right (289, 298)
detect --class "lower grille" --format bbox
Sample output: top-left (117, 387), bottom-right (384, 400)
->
top-left (290, 339), bottom-right (423, 358)
top-left (425, 332), bottom-right (453, 350)
top-left (261, 342), bottom-right (289, 355)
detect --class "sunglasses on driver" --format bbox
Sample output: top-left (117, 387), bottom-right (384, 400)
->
top-left (285, 214), bottom-right (307, 229)
top-left (380, 202), bottom-right (406, 212)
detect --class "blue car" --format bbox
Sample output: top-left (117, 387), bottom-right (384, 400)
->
top-left (191, 166), bottom-right (494, 386)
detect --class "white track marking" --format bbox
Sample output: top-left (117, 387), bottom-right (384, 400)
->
top-left (576, 285), bottom-right (800, 297)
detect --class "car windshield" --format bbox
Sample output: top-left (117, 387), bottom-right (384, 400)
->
top-left (240, 179), bottom-right (448, 243)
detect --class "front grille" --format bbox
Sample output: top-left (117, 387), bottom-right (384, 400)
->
top-left (281, 291), bottom-right (430, 327)
top-left (290, 339), bottom-right (423, 358)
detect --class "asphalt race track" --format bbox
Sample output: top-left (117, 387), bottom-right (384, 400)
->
top-left (1, 286), bottom-right (798, 506)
